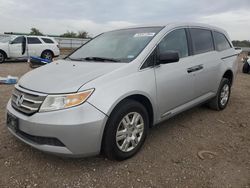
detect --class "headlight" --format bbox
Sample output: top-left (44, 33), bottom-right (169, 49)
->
top-left (39, 89), bottom-right (94, 112)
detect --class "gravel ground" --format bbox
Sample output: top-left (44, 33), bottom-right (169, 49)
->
top-left (0, 61), bottom-right (249, 188)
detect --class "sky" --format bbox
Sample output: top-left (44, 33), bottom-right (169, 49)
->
top-left (0, 0), bottom-right (250, 40)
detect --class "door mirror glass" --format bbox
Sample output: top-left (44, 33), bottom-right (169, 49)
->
top-left (159, 51), bottom-right (179, 64)
top-left (21, 36), bottom-right (26, 55)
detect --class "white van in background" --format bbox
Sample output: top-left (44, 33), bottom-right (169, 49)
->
top-left (0, 35), bottom-right (60, 63)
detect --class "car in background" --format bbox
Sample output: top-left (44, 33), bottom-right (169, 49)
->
top-left (243, 58), bottom-right (250, 73)
top-left (0, 35), bottom-right (60, 63)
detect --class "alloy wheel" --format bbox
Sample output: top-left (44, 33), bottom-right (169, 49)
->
top-left (116, 112), bottom-right (144, 152)
top-left (220, 84), bottom-right (230, 106)
top-left (43, 52), bottom-right (52, 60)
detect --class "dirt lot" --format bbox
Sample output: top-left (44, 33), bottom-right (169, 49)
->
top-left (0, 61), bottom-right (249, 188)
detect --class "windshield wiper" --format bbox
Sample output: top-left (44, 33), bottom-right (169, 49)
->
top-left (67, 56), bottom-right (121, 62)
top-left (67, 57), bottom-right (86, 61)
top-left (84, 57), bottom-right (121, 62)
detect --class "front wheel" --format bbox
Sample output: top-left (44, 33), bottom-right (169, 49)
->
top-left (208, 78), bottom-right (231, 110)
top-left (0, 51), bottom-right (5, 63)
top-left (102, 99), bottom-right (149, 161)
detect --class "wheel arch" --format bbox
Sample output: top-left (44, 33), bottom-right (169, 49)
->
top-left (222, 69), bottom-right (234, 85)
top-left (0, 49), bottom-right (8, 58)
top-left (100, 93), bottom-right (154, 154)
top-left (105, 93), bottom-right (154, 127)
top-left (41, 49), bottom-right (54, 58)
top-left (123, 94), bottom-right (154, 127)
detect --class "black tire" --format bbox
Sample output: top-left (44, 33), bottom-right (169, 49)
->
top-left (242, 62), bottom-right (250, 73)
top-left (102, 99), bottom-right (149, 161)
top-left (0, 51), bottom-right (6, 63)
top-left (208, 78), bottom-right (231, 111)
top-left (41, 50), bottom-right (53, 61)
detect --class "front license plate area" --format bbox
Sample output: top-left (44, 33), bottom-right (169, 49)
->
top-left (7, 113), bottom-right (19, 132)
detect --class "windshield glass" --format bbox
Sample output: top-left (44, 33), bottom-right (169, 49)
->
top-left (69, 27), bottom-right (163, 63)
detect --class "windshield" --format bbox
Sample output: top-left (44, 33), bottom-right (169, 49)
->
top-left (69, 27), bottom-right (163, 63)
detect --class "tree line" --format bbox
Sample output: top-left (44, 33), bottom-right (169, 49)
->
top-left (232, 40), bottom-right (250, 48)
top-left (29, 28), bottom-right (90, 39)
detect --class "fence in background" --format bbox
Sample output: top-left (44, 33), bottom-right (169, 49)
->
top-left (0, 34), bottom-right (90, 49)
top-left (54, 37), bottom-right (89, 49)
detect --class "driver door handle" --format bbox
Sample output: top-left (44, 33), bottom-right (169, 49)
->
top-left (187, 64), bottom-right (204, 73)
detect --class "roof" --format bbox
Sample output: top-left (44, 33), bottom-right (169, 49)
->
top-left (119, 22), bottom-right (227, 34)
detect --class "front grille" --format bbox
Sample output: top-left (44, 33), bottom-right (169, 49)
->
top-left (11, 87), bottom-right (46, 116)
top-left (17, 129), bottom-right (65, 147)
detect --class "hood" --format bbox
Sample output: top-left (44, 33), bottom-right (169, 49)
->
top-left (0, 42), bottom-right (7, 46)
top-left (18, 60), bottom-right (125, 94)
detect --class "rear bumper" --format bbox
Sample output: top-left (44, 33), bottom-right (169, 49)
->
top-left (6, 100), bottom-right (108, 157)
top-left (53, 48), bottom-right (60, 57)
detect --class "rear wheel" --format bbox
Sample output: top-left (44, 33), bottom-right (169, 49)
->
top-left (208, 78), bottom-right (231, 110)
top-left (41, 50), bottom-right (53, 61)
top-left (242, 62), bottom-right (250, 73)
top-left (0, 51), bottom-right (5, 63)
top-left (102, 99), bottom-right (149, 161)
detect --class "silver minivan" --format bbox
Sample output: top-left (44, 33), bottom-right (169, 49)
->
top-left (6, 23), bottom-right (238, 160)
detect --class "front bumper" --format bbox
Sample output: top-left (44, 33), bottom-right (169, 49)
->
top-left (6, 100), bottom-right (108, 157)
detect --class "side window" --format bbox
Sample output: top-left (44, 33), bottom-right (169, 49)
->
top-left (11, 36), bottom-right (23, 44)
top-left (141, 50), bottom-right (156, 69)
top-left (158, 29), bottom-right (189, 58)
top-left (27, 37), bottom-right (42, 44)
top-left (190, 28), bottom-right (214, 54)
top-left (41, 38), bottom-right (54, 44)
top-left (214, 32), bottom-right (231, 51)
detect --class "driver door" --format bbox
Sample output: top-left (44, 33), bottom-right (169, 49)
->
top-left (154, 28), bottom-right (196, 118)
top-left (9, 36), bottom-right (27, 58)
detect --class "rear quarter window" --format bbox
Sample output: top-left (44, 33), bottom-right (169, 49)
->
top-left (190, 28), bottom-right (214, 55)
top-left (213, 32), bottom-right (231, 51)
top-left (41, 38), bottom-right (54, 44)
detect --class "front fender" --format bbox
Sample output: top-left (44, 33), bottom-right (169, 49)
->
top-left (84, 68), bottom-right (158, 123)
top-left (0, 47), bottom-right (9, 58)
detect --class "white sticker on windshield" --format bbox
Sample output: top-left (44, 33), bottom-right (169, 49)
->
top-left (134, 33), bottom-right (155, 38)
top-left (127, 55), bottom-right (134, 59)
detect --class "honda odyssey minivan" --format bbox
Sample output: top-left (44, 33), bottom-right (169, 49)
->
top-left (6, 23), bottom-right (238, 160)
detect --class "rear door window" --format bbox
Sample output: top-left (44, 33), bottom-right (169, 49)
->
top-left (190, 28), bottom-right (214, 54)
top-left (27, 37), bottom-right (42, 44)
top-left (214, 32), bottom-right (231, 51)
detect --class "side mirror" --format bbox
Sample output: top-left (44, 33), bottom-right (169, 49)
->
top-left (21, 36), bottom-right (26, 55)
top-left (159, 51), bottom-right (179, 64)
